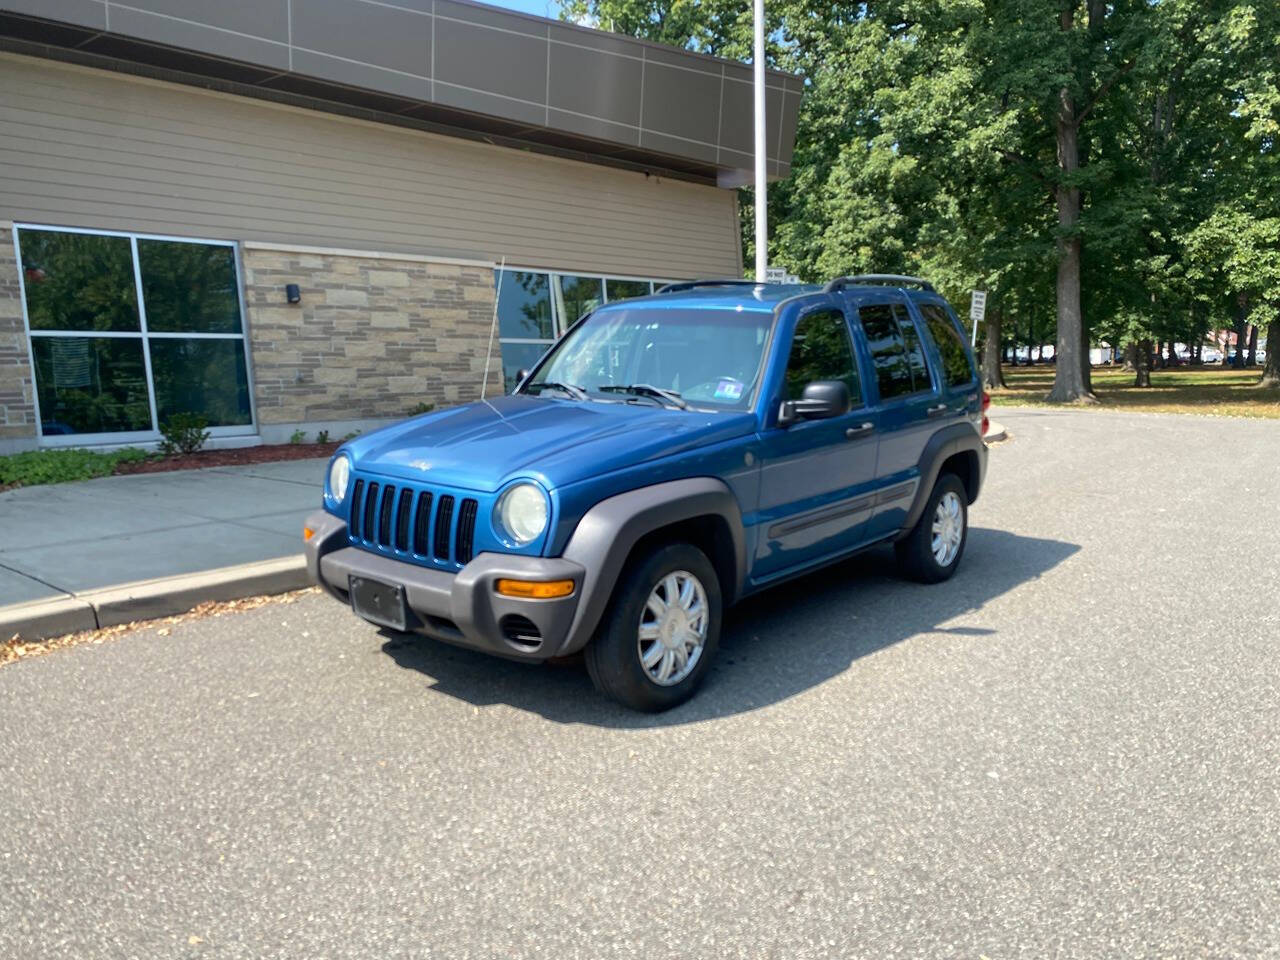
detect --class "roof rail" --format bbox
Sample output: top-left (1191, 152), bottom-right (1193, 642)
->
top-left (655, 278), bottom-right (762, 294)
top-left (824, 274), bottom-right (935, 293)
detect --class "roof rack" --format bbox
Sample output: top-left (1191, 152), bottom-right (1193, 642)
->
top-left (655, 279), bottom-right (761, 294)
top-left (824, 274), bottom-right (935, 293)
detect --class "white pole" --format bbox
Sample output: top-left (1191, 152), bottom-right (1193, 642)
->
top-left (753, 0), bottom-right (767, 282)
top-left (481, 256), bottom-right (506, 398)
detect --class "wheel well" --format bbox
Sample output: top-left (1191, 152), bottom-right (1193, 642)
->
top-left (626, 514), bottom-right (738, 602)
top-left (939, 450), bottom-right (980, 503)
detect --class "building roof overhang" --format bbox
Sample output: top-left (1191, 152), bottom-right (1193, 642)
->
top-left (0, 0), bottom-right (802, 187)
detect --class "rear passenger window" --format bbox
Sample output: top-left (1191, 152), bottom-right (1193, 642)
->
top-left (919, 303), bottom-right (977, 388)
top-left (858, 304), bottom-right (915, 400)
top-left (893, 304), bottom-right (933, 393)
top-left (784, 310), bottom-right (861, 406)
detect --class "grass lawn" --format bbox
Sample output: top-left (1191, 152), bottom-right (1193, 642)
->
top-left (990, 365), bottom-right (1280, 419)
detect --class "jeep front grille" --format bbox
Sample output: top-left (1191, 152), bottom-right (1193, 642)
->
top-left (347, 477), bottom-right (478, 570)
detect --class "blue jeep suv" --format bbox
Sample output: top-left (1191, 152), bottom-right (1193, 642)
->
top-left (304, 275), bottom-right (989, 711)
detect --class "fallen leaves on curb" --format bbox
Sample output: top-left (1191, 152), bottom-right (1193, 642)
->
top-left (1, 587), bottom-right (321, 668)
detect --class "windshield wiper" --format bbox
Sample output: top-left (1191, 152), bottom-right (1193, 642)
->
top-left (598, 383), bottom-right (688, 409)
top-left (528, 381), bottom-right (588, 401)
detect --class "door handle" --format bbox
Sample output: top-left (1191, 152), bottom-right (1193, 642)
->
top-left (845, 422), bottom-right (874, 440)
top-left (926, 404), bottom-right (950, 418)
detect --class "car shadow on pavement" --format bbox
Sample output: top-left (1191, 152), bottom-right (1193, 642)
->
top-left (380, 527), bottom-right (1079, 728)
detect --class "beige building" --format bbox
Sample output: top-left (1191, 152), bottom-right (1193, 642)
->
top-left (0, 0), bottom-right (801, 451)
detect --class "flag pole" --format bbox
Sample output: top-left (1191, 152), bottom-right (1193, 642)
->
top-left (753, 0), bottom-right (767, 282)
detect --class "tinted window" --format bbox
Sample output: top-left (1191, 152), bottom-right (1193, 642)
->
top-left (555, 275), bottom-right (604, 328)
top-left (784, 310), bottom-right (861, 405)
top-left (138, 239), bottom-right (241, 333)
top-left (894, 304), bottom-right (933, 393)
top-left (18, 229), bottom-right (139, 332)
top-left (605, 278), bottom-right (652, 301)
top-left (495, 270), bottom-right (554, 339)
top-left (31, 336), bottom-right (151, 434)
top-left (919, 303), bottom-right (976, 388)
top-left (859, 304), bottom-right (915, 400)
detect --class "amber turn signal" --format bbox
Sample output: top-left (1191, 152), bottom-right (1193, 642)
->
top-left (303, 526), bottom-right (315, 541)
top-left (495, 578), bottom-right (575, 599)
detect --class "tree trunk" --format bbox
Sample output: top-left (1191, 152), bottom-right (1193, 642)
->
top-left (1048, 37), bottom-right (1094, 403)
top-left (1261, 320), bottom-right (1280, 388)
top-left (1246, 325), bottom-right (1258, 366)
top-left (1232, 293), bottom-right (1249, 368)
top-left (1134, 339), bottom-right (1152, 387)
top-left (982, 309), bottom-right (1006, 389)
top-left (1167, 340), bottom-right (1177, 366)
top-left (1122, 342), bottom-right (1137, 372)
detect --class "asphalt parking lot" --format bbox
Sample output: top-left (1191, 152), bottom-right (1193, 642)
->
top-left (1, 407), bottom-right (1278, 959)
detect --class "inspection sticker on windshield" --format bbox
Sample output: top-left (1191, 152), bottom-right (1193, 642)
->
top-left (714, 379), bottom-right (744, 400)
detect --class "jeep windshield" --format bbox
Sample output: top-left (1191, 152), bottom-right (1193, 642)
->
top-left (523, 306), bottom-right (772, 411)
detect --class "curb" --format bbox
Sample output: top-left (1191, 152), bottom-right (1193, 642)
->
top-left (0, 555), bottom-right (310, 642)
top-left (984, 419), bottom-right (1008, 442)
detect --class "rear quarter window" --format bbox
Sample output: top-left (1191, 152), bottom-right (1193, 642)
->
top-left (919, 303), bottom-right (976, 389)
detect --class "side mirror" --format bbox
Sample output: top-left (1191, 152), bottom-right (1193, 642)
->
top-left (512, 369), bottom-right (530, 394)
top-left (778, 380), bottom-right (851, 426)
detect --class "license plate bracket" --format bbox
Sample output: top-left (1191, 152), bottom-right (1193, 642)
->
top-left (349, 575), bottom-right (409, 632)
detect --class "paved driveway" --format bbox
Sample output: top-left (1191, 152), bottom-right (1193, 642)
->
top-left (1, 409), bottom-right (1277, 958)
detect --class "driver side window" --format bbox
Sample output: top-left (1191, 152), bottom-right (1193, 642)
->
top-left (784, 310), bottom-right (861, 405)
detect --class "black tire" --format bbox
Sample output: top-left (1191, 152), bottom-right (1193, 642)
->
top-left (895, 473), bottom-right (969, 584)
top-left (584, 543), bottom-right (722, 712)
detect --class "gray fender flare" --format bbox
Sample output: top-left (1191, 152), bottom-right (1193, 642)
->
top-left (899, 422), bottom-right (986, 536)
top-left (555, 477), bottom-right (747, 655)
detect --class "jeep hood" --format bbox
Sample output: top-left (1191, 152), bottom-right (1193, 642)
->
top-left (345, 395), bottom-right (757, 492)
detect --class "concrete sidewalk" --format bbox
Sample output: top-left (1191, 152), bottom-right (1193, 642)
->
top-left (0, 460), bottom-right (325, 635)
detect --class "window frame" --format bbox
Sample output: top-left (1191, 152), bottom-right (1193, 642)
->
top-left (891, 302), bottom-right (938, 397)
top-left (14, 223), bottom-right (257, 447)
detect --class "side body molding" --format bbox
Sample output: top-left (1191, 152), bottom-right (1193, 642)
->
top-left (556, 477), bottom-right (748, 656)
top-left (898, 421), bottom-right (987, 537)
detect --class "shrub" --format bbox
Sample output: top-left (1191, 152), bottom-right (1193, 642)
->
top-left (316, 430), bottom-right (330, 444)
top-left (289, 429), bottom-right (307, 445)
top-left (407, 402), bottom-right (436, 416)
top-left (0, 447), bottom-right (151, 489)
top-left (159, 413), bottom-right (210, 456)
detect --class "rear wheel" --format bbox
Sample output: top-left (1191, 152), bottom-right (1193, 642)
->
top-left (895, 473), bottom-right (968, 583)
top-left (585, 543), bottom-right (722, 712)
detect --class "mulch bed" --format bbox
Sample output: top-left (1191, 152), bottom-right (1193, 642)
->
top-left (113, 441), bottom-right (341, 475)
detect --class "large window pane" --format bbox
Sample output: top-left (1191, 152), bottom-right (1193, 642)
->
top-left (496, 270), bottom-right (554, 339)
top-left (605, 278), bottom-right (652, 302)
top-left (139, 239), bottom-right (241, 333)
top-left (555, 275), bottom-right (604, 329)
top-left (500, 341), bottom-right (552, 394)
top-left (17, 229), bottom-right (139, 332)
top-left (31, 337), bottom-right (151, 434)
top-left (149, 338), bottom-right (252, 426)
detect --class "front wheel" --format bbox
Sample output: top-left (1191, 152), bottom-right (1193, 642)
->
top-left (585, 543), bottom-right (722, 712)
top-left (895, 473), bottom-right (968, 583)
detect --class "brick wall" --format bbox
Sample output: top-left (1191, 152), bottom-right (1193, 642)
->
top-left (0, 224), bottom-right (37, 442)
top-left (241, 246), bottom-right (500, 429)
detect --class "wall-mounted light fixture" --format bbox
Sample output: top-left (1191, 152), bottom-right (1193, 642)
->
top-left (285, 283), bottom-right (301, 304)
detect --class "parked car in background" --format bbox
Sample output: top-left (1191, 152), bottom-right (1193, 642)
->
top-left (305, 276), bottom-right (989, 711)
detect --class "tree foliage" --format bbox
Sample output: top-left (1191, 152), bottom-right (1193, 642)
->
top-left (560, 0), bottom-right (1280, 393)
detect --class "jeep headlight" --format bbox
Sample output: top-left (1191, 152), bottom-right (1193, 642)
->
top-left (496, 483), bottom-right (548, 545)
top-left (328, 454), bottom-right (351, 503)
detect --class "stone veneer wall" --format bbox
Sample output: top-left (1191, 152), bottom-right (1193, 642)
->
top-left (241, 246), bottom-right (501, 433)
top-left (0, 223), bottom-right (37, 444)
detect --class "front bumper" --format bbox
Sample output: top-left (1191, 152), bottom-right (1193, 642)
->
top-left (304, 510), bottom-right (585, 660)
